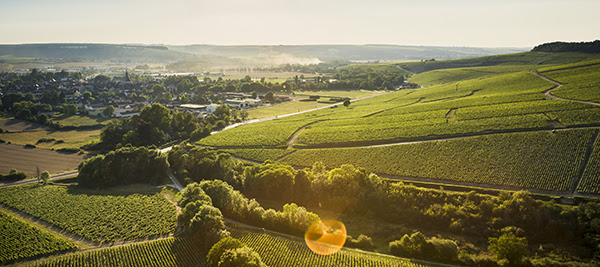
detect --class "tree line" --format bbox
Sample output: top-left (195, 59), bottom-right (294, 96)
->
top-left (532, 40), bottom-right (600, 53)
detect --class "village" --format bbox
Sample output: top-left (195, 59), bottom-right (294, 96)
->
top-left (0, 69), bottom-right (293, 120)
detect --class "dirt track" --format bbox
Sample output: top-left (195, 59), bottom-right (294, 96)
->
top-left (532, 71), bottom-right (600, 106)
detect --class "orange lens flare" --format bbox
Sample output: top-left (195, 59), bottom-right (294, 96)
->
top-left (304, 219), bottom-right (347, 255)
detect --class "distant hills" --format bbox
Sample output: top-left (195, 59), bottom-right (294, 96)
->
top-left (167, 44), bottom-right (527, 62)
top-left (0, 43), bottom-right (528, 66)
top-left (0, 44), bottom-right (196, 63)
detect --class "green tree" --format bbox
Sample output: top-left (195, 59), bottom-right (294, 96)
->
top-left (218, 246), bottom-right (267, 267)
top-left (488, 232), bottom-right (528, 266)
top-left (61, 103), bottom-right (78, 115)
top-left (207, 237), bottom-right (246, 266)
top-left (139, 103), bottom-right (171, 131)
top-left (151, 84), bottom-right (167, 96)
top-left (103, 105), bottom-right (115, 117)
top-left (240, 110), bottom-right (249, 120)
top-left (40, 171), bottom-right (50, 185)
top-left (343, 99), bottom-right (351, 108)
top-left (265, 92), bottom-right (275, 103)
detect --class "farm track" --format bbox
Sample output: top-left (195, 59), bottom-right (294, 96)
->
top-left (0, 170), bottom-right (78, 188)
top-left (286, 120), bottom-right (325, 149)
top-left (532, 71), bottom-right (600, 106)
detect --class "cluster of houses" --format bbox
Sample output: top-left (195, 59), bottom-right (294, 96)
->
top-left (1, 71), bottom-right (293, 119)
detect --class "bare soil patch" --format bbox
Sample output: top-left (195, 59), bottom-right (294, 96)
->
top-left (0, 143), bottom-right (90, 176)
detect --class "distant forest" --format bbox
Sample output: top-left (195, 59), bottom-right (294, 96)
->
top-left (532, 40), bottom-right (600, 53)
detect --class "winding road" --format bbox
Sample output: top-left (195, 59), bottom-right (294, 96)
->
top-left (532, 71), bottom-right (600, 106)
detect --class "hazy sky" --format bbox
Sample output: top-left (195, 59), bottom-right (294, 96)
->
top-left (0, 0), bottom-right (598, 47)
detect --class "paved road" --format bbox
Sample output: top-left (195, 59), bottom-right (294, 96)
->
top-left (164, 169), bottom-right (184, 192)
top-left (0, 170), bottom-right (78, 188)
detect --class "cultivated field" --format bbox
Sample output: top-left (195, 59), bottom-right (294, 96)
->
top-left (201, 59), bottom-right (600, 195)
top-left (0, 184), bottom-right (176, 244)
top-left (235, 230), bottom-right (431, 267)
top-left (21, 237), bottom-right (209, 267)
top-left (0, 210), bottom-right (76, 265)
top-left (0, 143), bottom-right (88, 176)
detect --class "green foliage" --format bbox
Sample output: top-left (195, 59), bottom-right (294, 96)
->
top-left (488, 232), bottom-right (528, 266)
top-left (207, 237), bottom-right (246, 266)
top-left (168, 146), bottom-right (244, 188)
top-left (0, 184), bottom-right (176, 244)
top-left (218, 246), bottom-right (267, 267)
top-left (22, 237), bottom-right (210, 267)
top-left (40, 170), bottom-right (50, 184)
top-left (389, 232), bottom-right (459, 263)
top-left (0, 168), bottom-right (27, 181)
top-left (244, 163), bottom-right (296, 201)
top-left (192, 180), bottom-right (320, 236)
top-left (78, 146), bottom-right (169, 188)
top-left (103, 105), bottom-right (115, 117)
top-left (346, 234), bottom-right (375, 250)
top-left (532, 40), bottom-right (600, 53)
top-left (0, 210), bottom-right (76, 264)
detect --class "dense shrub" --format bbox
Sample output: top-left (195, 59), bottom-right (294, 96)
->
top-left (77, 146), bottom-right (169, 188)
top-left (218, 246), bottom-right (267, 267)
top-left (0, 169), bottom-right (27, 181)
top-left (346, 234), bottom-right (375, 250)
top-left (389, 232), bottom-right (459, 263)
top-left (207, 237), bottom-right (246, 265)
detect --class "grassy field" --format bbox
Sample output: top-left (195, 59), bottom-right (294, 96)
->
top-left (0, 210), bottom-right (76, 265)
top-left (0, 184), bottom-right (176, 244)
top-left (52, 114), bottom-right (114, 128)
top-left (245, 90), bottom-right (380, 119)
top-left (247, 101), bottom-right (330, 119)
top-left (294, 90), bottom-right (382, 98)
top-left (0, 143), bottom-right (88, 177)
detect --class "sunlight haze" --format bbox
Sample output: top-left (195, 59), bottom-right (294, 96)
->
top-left (0, 0), bottom-right (598, 47)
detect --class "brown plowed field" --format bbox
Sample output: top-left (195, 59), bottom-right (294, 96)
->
top-left (0, 143), bottom-right (90, 176)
